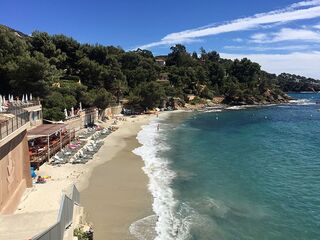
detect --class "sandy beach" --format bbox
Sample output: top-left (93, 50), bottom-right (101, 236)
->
top-left (80, 115), bottom-right (154, 239)
top-left (4, 114), bottom-right (155, 240)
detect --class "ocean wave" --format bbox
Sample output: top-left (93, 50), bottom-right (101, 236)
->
top-left (129, 215), bottom-right (157, 240)
top-left (289, 99), bottom-right (316, 105)
top-left (133, 120), bottom-right (191, 240)
top-left (226, 106), bottom-right (247, 110)
top-left (205, 109), bottom-right (223, 113)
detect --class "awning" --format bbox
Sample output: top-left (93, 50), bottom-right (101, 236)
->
top-left (27, 124), bottom-right (67, 139)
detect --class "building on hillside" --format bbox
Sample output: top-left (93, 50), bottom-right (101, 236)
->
top-left (0, 109), bottom-right (32, 214)
top-left (187, 94), bottom-right (196, 101)
top-left (155, 57), bottom-right (166, 67)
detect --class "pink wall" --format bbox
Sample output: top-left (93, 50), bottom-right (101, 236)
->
top-left (0, 130), bottom-right (32, 214)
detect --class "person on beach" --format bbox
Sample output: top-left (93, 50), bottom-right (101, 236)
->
top-left (157, 124), bottom-right (160, 131)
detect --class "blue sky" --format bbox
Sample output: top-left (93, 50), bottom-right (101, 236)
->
top-left (1, 0), bottom-right (320, 78)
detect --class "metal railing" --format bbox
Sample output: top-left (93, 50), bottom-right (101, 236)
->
top-left (2, 100), bottom-right (41, 115)
top-left (0, 111), bottom-right (29, 140)
top-left (32, 185), bottom-right (80, 240)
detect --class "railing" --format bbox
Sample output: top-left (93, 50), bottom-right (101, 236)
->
top-left (32, 185), bottom-right (80, 240)
top-left (0, 111), bottom-right (29, 140)
top-left (30, 131), bottom-right (76, 169)
top-left (2, 100), bottom-right (41, 115)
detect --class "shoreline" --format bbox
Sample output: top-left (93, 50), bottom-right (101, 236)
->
top-left (9, 114), bottom-right (155, 240)
top-left (79, 114), bottom-right (156, 240)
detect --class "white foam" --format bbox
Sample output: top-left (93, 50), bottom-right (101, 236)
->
top-left (133, 119), bottom-right (191, 240)
top-left (130, 215), bottom-right (157, 240)
top-left (226, 106), bottom-right (247, 110)
top-left (205, 109), bottom-right (223, 113)
top-left (289, 99), bottom-right (316, 105)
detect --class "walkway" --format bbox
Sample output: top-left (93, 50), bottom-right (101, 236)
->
top-left (0, 211), bottom-right (57, 240)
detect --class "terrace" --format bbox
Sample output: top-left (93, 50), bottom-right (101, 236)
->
top-left (0, 111), bottom-right (29, 141)
top-left (27, 124), bottom-right (75, 169)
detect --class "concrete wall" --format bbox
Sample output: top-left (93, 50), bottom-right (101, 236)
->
top-left (104, 105), bottom-right (122, 118)
top-left (64, 109), bottom-right (98, 131)
top-left (0, 129), bottom-right (32, 214)
top-left (24, 105), bottom-right (43, 129)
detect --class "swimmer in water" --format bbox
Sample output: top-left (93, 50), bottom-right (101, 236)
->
top-left (157, 124), bottom-right (160, 131)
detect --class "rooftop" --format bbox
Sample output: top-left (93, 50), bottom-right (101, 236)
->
top-left (27, 124), bottom-right (67, 139)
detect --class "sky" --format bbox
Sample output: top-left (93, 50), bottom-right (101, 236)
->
top-left (1, 0), bottom-right (320, 78)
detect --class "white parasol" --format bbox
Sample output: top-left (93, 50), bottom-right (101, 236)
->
top-left (64, 108), bottom-right (68, 119)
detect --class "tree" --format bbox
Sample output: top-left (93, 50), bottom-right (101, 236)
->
top-left (0, 24), bottom-right (291, 118)
top-left (0, 25), bottom-right (29, 94)
top-left (77, 57), bottom-right (106, 88)
top-left (42, 91), bottom-right (72, 120)
top-left (139, 82), bottom-right (165, 109)
top-left (111, 79), bottom-right (128, 103)
top-left (51, 34), bottom-right (80, 73)
top-left (231, 58), bottom-right (260, 84)
top-left (9, 52), bottom-right (61, 97)
top-left (89, 88), bottom-right (114, 110)
top-left (166, 44), bottom-right (194, 67)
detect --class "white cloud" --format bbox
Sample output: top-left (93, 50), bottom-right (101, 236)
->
top-left (289, 0), bottom-right (320, 8)
top-left (314, 23), bottom-right (320, 29)
top-left (221, 51), bottom-right (320, 79)
top-left (134, 38), bottom-right (202, 50)
top-left (251, 28), bottom-right (320, 43)
top-left (224, 45), bottom-right (315, 51)
top-left (251, 33), bottom-right (268, 42)
top-left (136, 1), bottom-right (320, 49)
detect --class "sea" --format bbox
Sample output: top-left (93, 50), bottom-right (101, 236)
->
top-left (131, 93), bottom-right (320, 240)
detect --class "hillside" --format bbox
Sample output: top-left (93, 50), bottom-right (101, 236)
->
top-left (277, 73), bottom-right (320, 92)
top-left (0, 25), bottom-right (293, 120)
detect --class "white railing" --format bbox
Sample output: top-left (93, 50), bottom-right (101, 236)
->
top-left (32, 185), bottom-right (80, 240)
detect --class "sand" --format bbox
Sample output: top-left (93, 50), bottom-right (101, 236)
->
top-left (80, 116), bottom-right (154, 239)
top-left (5, 114), bottom-right (155, 240)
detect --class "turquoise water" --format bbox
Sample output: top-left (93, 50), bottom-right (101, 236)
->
top-left (156, 94), bottom-right (320, 240)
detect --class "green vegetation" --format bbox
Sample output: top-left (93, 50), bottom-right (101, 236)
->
top-left (277, 73), bottom-right (320, 92)
top-left (0, 25), bottom-right (299, 120)
top-left (74, 227), bottom-right (92, 240)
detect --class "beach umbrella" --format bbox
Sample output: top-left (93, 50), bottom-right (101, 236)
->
top-left (11, 95), bottom-right (14, 102)
top-left (3, 96), bottom-right (6, 106)
top-left (71, 107), bottom-right (74, 117)
top-left (22, 94), bottom-right (25, 102)
top-left (30, 93), bottom-right (33, 101)
top-left (25, 94), bottom-right (28, 102)
top-left (79, 102), bottom-right (82, 111)
top-left (64, 108), bottom-right (68, 118)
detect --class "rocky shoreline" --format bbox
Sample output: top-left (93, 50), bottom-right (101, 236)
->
top-left (177, 91), bottom-right (292, 112)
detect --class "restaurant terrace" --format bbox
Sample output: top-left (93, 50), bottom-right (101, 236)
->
top-left (27, 124), bottom-right (75, 169)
